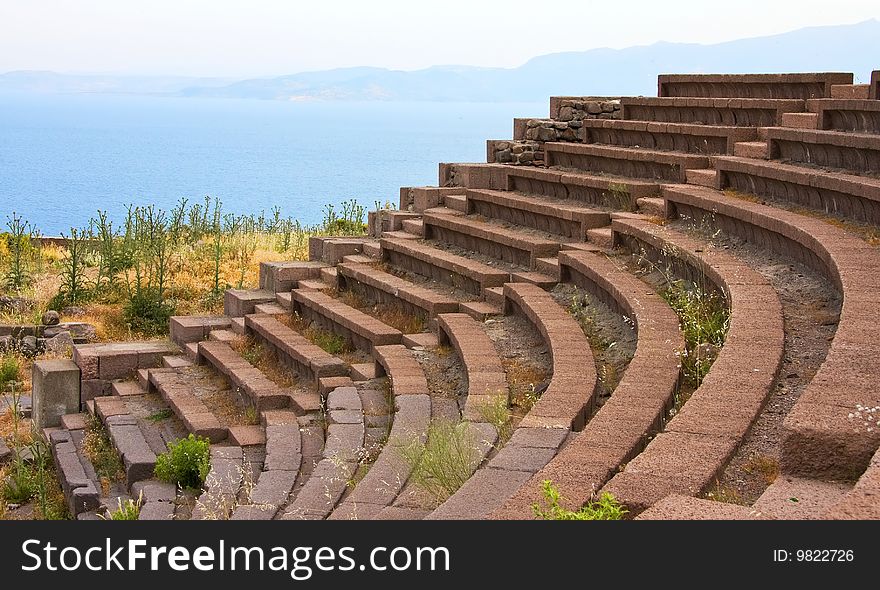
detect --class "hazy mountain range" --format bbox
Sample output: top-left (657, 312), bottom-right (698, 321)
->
top-left (2, 19), bottom-right (878, 101)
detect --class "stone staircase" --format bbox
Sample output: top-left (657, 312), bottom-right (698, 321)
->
top-left (41, 68), bottom-right (880, 520)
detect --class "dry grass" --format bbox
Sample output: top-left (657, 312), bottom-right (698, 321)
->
top-left (743, 453), bottom-right (780, 485)
top-left (230, 337), bottom-right (297, 389)
top-left (705, 483), bottom-right (748, 505)
top-left (502, 358), bottom-right (549, 415)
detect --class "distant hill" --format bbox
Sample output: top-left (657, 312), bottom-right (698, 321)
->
top-left (3, 19), bottom-right (879, 101)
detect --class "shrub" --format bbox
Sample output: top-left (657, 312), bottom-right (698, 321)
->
top-left (122, 287), bottom-right (176, 336)
top-left (1, 459), bottom-right (36, 504)
top-left (106, 494), bottom-right (143, 520)
top-left (154, 434), bottom-right (211, 490)
top-left (0, 354), bottom-right (21, 387)
top-left (398, 419), bottom-right (481, 503)
top-left (532, 480), bottom-right (627, 520)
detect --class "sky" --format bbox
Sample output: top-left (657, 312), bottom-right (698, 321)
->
top-left (1, 0), bottom-right (879, 78)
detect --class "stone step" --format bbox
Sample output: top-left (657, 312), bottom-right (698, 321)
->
top-left (636, 196), bottom-right (668, 217)
top-left (493, 246), bottom-right (683, 519)
top-left (753, 476), bottom-right (852, 520)
top-left (401, 332), bottom-right (440, 349)
top-left (401, 218), bottom-right (424, 237)
top-left (48, 430), bottom-right (100, 516)
top-left (620, 96), bottom-right (806, 127)
top-left (585, 227), bottom-right (614, 249)
top-left (465, 188), bottom-right (610, 240)
top-left (318, 375), bottom-right (355, 397)
top-left (780, 112), bottom-right (819, 129)
top-left (805, 98), bottom-right (880, 134)
top-left (510, 271), bottom-right (557, 289)
top-left (381, 230), bottom-right (419, 240)
top-left (380, 237), bottom-right (511, 296)
top-left (713, 155), bottom-right (880, 224)
top-left (656, 72), bottom-right (852, 99)
top-left (208, 329), bottom-right (238, 344)
top-left (149, 370), bottom-right (227, 443)
top-left (337, 261), bottom-right (460, 319)
top-left (229, 317), bottom-right (247, 335)
top-left (260, 261), bottom-right (326, 294)
top-left (534, 257), bottom-right (560, 280)
top-left (483, 287), bottom-right (505, 307)
top-left (766, 127), bottom-right (880, 175)
top-left (319, 266), bottom-right (338, 288)
top-left (443, 193), bottom-right (468, 213)
top-left (361, 241), bottom-right (382, 258)
top-left (423, 207), bottom-right (562, 269)
top-left (224, 289), bottom-right (276, 317)
top-left (276, 291), bottom-right (292, 309)
top-left (685, 168), bottom-right (719, 188)
top-left (136, 368), bottom-right (151, 390)
top-left (581, 119), bottom-right (757, 155)
top-left (459, 301), bottom-right (502, 322)
top-left (198, 340), bottom-right (293, 410)
top-left (341, 254), bottom-right (374, 265)
top-left (600, 216), bottom-right (783, 514)
top-left (281, 389), bottom-right (364, 520)
top-left (830, 84), bottom-right (870, 100)
top-left (291, 288), bottom-right (403, 351)
top-left (545, 142), bottom-right (709, 183)
top-left (297, 279), bottom-right (333, 291)
top-left (245, 313), bottom-right (349, 383)
top-left (162, 355), bottom-right (192, 369)
top-left (253, 302), bottom-right (288, 316)
top-left (111, 380), bottom-right (145, 397)
top-left (169, 315), bottom-right (232, 346)
top-left (733, 141), bottom-right (769, 158)
top-left (662, 183), bottom-right (880, 480)
top-left (444, 162), bottom-right (661, 209)
top-left (349, 362), bottom-right (378, 381)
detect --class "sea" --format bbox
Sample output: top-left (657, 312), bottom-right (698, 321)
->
top-left (0, 93), bottom-right (545, 235)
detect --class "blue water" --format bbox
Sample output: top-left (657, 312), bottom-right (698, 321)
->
top-left (0, 94), bottom-right (545, 235)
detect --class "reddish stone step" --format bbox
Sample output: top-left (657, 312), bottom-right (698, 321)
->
top-left (780, 112), bottom-right (819, 129)
top-left (581, 119), bottom-right (757, 155)
top-left (830, 84), bottom-right (870, 99)
top-left (545, 142), bottom-right (709, 183)
top-left (423, 207), bottom-right (561, 268)
top-left (443, 193), bottom-right (468, 213)
top-left (465, 188), bottom-right (610, 241)
top-left (401, 218), bottom-right (424, 237)
top-left (380, 237), bottom-right (510, 296)
top-left (337, 261), bottom-right (460, 319)
top-left (733, 141), bottom-right (769, 158)
top-left (586, 227), bottom-right (614, 249)
top-left (636, 196), bottom-right (668, 217)
top-left (291, 288), bottom-right (403, 350)
top-left (459, 301), bottom-right (502, 322)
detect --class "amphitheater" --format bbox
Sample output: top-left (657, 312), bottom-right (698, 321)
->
top-left (37, 70), bottom-right (880, 520)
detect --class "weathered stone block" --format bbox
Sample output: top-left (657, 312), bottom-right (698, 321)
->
top-left (32, 359), bottom-right (81, 429)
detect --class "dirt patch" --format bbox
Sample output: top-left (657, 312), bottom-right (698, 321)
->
top-left (412, 345), bottom-right (467, 414)
top-left (552, 283), bottom-right (636, 405)
top-left (482, 314), bottom-right (550, 421)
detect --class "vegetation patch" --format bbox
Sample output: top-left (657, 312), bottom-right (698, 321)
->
top-left (532, 480), bottom-right (627, 520)
top-left (154, 434), bottom-right (211, 490)
top-left (398, 419), bottom-right (481, 504)
top-left (82, 416), bottom-right (126, 483)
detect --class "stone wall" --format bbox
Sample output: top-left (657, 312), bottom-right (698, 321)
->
top-left (486, 140), bottom-right (542, 166)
